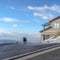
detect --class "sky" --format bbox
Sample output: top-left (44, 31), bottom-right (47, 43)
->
top-left (0, 0), bottom-right (60, 34)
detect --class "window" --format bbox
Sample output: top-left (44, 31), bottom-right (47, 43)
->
top-left (54, 23), bottom-right (59, 28)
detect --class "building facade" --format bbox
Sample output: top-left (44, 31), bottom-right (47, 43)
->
top-left (40, 16), bottom-right (60, 40)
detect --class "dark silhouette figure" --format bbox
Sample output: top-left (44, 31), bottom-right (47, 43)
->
top-left (23, 37), bottom-right (27, 44)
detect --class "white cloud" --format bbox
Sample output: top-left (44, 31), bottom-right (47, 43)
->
top-left (34, 13), bottom-right (54, 19)
top-left (0, 17), bottom-right (31, 23)
top-left (0, 17), bottom-right (17, 22)
top-left (27, 5), bottom-right (48, 11)
top-left (12, 24), bottom-right (17, 28)
top-left (27, 5), bottom-right (60, 20)
top-left (27, 6), bottom-right (34, 10)
top-left (49, 5), bottom-right (60, 12)
top-left (28, 5), bottom-right (60, 12)
top-left (9, 6), bottom-right (15, 10)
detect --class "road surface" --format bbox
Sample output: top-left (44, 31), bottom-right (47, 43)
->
top-left (0, 43), bottom-right (58, 60)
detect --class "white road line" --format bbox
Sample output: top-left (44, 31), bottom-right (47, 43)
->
top-left (16, 46), bottom-right (60, 60)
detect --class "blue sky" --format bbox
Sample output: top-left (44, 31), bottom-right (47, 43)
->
top-left (0, 0), bottom-right (60, 33)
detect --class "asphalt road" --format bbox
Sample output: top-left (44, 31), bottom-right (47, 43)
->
top-left (0, 43), bottom-right (58, 60)
top-left (27, 46), bottom-right (60, 60)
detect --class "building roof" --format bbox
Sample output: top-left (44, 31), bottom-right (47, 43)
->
top-left (40, 26), bottom-right (52, 32)
top-left (42, 16), bottom-right (60, 26)
top-left (49, 16), bottom-right (60, 23)
top-left (42, 23), bottom-right (49, 26)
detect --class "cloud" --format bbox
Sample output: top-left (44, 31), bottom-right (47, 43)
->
top-left (0, 17), bottom-right (17, 22)
top-left (27, 6), bottom-right (34, 10)
top-left (27, 5), bottom-right (47, 12)
top-left (27, 5), bottom-right (60, 12)
top-left (34, 13), bottom-right (54, 19)
top-left (49, 5), bottom-right (60, 12)
top-left (10, 7), bottom-right (15, 10)
top-left (12, 24), bottom-right (17, 28)
top-left (8, 6), bottom-right (15, 10)
top-left (27, 5), bottom-right (60, 20)
top-left (0, 17), bottom-right (31, 23)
